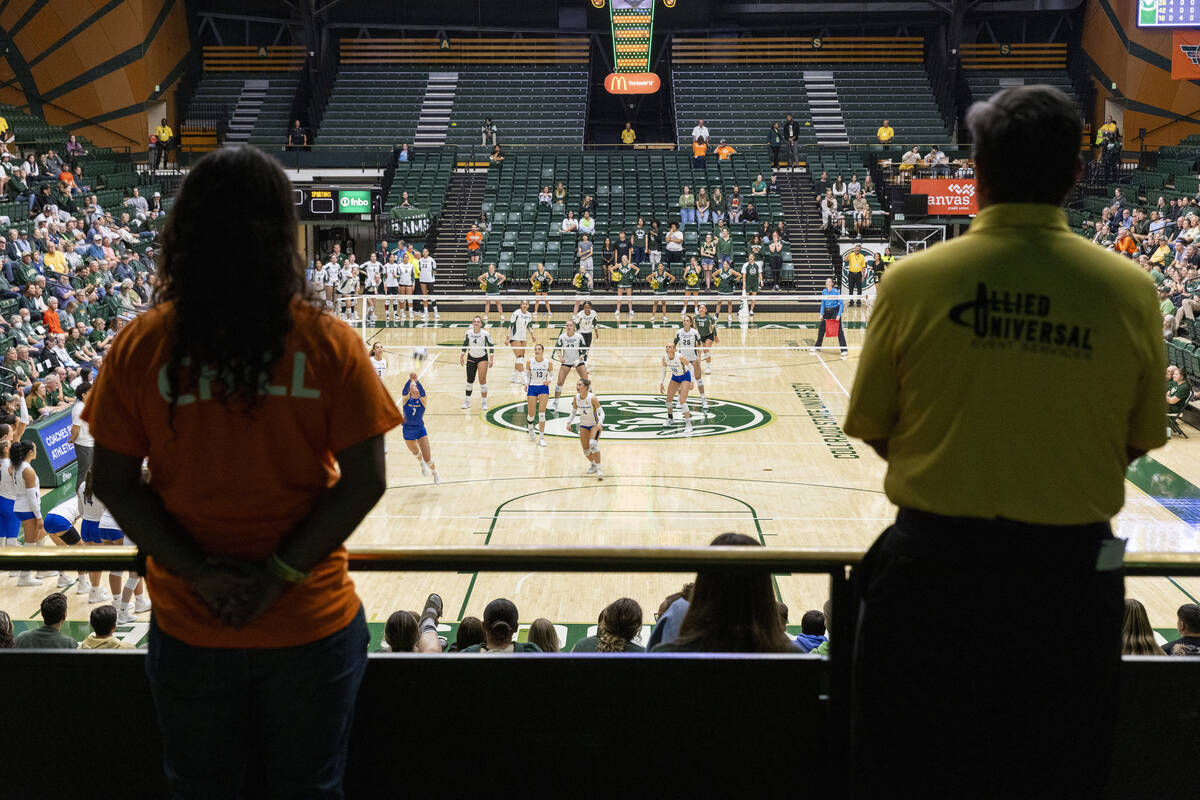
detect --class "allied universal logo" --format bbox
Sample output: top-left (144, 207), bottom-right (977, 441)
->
top-left (948, 282), bottom-right (1094, 359)
top-left (484, 394), bottom-right (772, 439)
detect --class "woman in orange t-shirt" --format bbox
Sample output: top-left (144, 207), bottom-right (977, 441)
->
top-left (85, 146), bottom-right (403, 797)
top-left (692, 137), bottom-right (708, 170)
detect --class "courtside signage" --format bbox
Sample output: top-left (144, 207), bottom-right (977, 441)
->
top-left (485, 394), bottom-right (772, 439)
top-left (337, 190), bottom-right (372, 211)
top-left (911, 179), bottom-right (978, 215)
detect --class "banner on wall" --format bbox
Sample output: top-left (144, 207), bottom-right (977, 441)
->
top-left (387, 206), bottom-right (431, 238)
top-left (1172, 31), bottom-right (1200, 79)
top-left (911, 179), bottom-right (978, 216)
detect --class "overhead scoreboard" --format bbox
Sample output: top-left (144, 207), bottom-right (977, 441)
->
top-left (599, 0), bottom-right (668, 94)
top-left (1139, 0), bottom-right (1200, 27)
top-left (292, 185), bottom-right (380, 221)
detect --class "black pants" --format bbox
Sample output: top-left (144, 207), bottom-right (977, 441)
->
top-left (813, 311), bottom-right (847, 354)
top-left (770, 145), bottom-right (780, 166)
top-left (847, 270), bottom-right (863, 300)
top-left (849, 509), bottom-right (1122, 799)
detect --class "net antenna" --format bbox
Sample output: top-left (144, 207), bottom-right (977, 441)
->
top-left (890, 224), bottom-right (946, 256)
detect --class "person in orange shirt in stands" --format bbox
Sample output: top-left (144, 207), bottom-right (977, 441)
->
top-left (42, 296), bottom-right (64, 335)
top-left (692, 136), bottom-right (708, 170)
top-left (86, 145), bottom-right (404, 798)
top-left (715, 139), bottom-right (737, 161)
top-left (1115, 229), bottom-right (1138, 256)
top-left (466, 223), bottom-right (483, 265)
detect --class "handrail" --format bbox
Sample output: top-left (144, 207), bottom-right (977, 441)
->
top-left (2, 545), bottom-right (1199, 575)
top-left (1138, 105), bottom-right (1200, 149)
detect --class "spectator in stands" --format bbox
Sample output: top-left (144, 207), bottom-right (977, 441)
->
top-left (489, 145), bottom-right (504, 166)
top-left (743, 203), bottom-right (758, 223)
top-left (554, 182), bottom-right (567, 204)
top-left (845, 85), bottom-right (1164, 797)
top-left (766, 231), bottom-right (783, 291)
top-left (678, 185), bottom-right (696, 228)
top-left (621, 122), bottom-right (636, 146)
top-left (665, 222), bottom-right (684, 266)
top-left (876, 119), bottom-right (894, 144)
top-left (383, 596), bottom-right (442, 653)
top-left (831, 175), bottom-right (847, 208)
top-left (527, 618), bottom-right (560, 653)
top-left (652, 533), bottom-right (796, 653)
top-left (580, 194), bottom-right (595, 217)
top-left (728, 186), bottom-right (743, 222)
top-left (715, 139), bottom-right (736, 161)
top-left (863, 173), bottom-right (875, 195)
top-left (382, 611), bottom-right (419, 652)
top-left (813, 171), bottom-right (830, 201)
top-left (691, 119), bottom-right (709, 142)
top-left (0, 610), bottom-right (12, 648)
top-left (1167, 365), bottom-right (1191, 412)
top-left (847, 174), bottom-right (862, 199)
top-left (925, 145), bottom-right (951, 178)
top-left (450, 617), bottom-right (484, 652)
top-left (783, 114), bottom-right (801, 169)
top-left (577, 234), bottom-right (594, 278)
top-left (768, 122), bottom-right (783, 167)
top-left (13, 592), bottom-right (77, 649)
top-left (476, 211), bottom-right (491, 233)
top-left (768, 174), bottom-right (779, 194)
top-left (899, 145), bottom-right (921, 177)
top-left (1120, 598), bottom-right (1162, 656)
top-left (752, 174), bottom-right (767, 196)
top-left (466, 223), bottom-right (483, 265)
top-left (646, 583), bottom-right (693, 650)
top-left (1162, 603), bottom-right (1200, 655)
top-left (820, 194), bottom-right (840, 234)
top-left (287, 121), bottom-right (307, 151)
top-left (80, 604), bottom-right (135, 649)
top-left (461, 598), bottom-right (541, 653)
top-left (154, 118), bottom-right (173, 169)
top-left (692, 136), bottom-right (708, 171)
top-left (579, 212), bottom-right (595, 236)
top-left (561, 210), bottom-right (579, 233)
top-left (711, 186), bottom-right (726, 224)
top-left (695, 189), bottom-right (710, 224)
top-left (87, 146), bottom-right (399, 797)
top-left (573, 598), bottom-right (645, 653)
top-left (853, 194), bottom-right (872, 234)
top-left (481, 117), bottom-right (497, 147)
top-left (793, 610), bottom-right (827, 653)
top-left (614, 230), bottom-right (631, 264)
top-left (538, 185), bottom-right (552, 208)
top-left (601, 236), bottom-right (616, 275)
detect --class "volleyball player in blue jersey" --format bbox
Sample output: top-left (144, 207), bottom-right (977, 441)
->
top-left (401, 373), bottom-right (440, 484)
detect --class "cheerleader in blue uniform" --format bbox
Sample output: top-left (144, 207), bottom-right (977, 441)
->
top-left (402, 373), bottom-right (440, 484)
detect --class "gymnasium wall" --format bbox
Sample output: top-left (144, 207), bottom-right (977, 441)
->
top-left (1082, 0), bottom-right (1200, 149)
top-left (0, 0), bottom-right (190, 150)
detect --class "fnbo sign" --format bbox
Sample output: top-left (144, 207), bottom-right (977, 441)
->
top-left (484, 394), bottom-right (772, 440)
top-left (337, 190), bottom-right (372, 212)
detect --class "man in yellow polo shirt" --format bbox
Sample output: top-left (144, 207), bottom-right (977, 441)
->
top-left (876, 119), bottom-right (894, 144)
top-left (620, 122), bottom-right (636, 146)
top-left (154, 117), bottom-right (173, 169)
top-left (844, 86), bottom-right (1164, 798)
top-left (844, 242), bottom-right (865, 305)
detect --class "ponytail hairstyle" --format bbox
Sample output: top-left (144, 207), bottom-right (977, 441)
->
top-left (596, 597), bottom-right (643, 653)
top-left (83, 464), bottom-right (96, 503)
top-left (384, 610), bottom-right (419, 653)
top-left (482, 597), bottom-right (519, 650)
top-left (75, 381), bottom-right (91, 401)
top-left (580, 378), bottom-right (591, 392)
top-left (9, 440), bottom-right (34, 466)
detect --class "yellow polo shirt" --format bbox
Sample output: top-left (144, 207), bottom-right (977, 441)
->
top-left (846, 251), bottom-right (866, 273)
top-left (877, 126), bottom-right (894, 143)
top-left (621, 128), bottom-right (636, 145)
top-left (155, 125), bottom-right (173, 142)
top-left (845, 203), bottom-right (1165, 525)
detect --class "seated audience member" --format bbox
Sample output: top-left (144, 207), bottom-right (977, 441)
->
top-left (527, 618), bottom-right (561, 653)
top-left (459, 598), bottom-right (541, 653)
top-left (877, 119), bottom-right (894, 144)
top-left (847, 175), bottom-right (862, 198)
top-left (538, 186), bottom-right (552, 207)
top-left (449, 617), bottom-right (484, 652)
top-left (1162, 603), bottom-right (1200, 656)
top-left (793, 610), bottom-right (828, 653)
top-left (13, 592), bottom-right (77, 649)
top-left (489, 145), bottom-right (504, 165)
top-left (0, 609), bottom-right (12, 648)
top-left (812, 600), bottom-right (833, 656)
top-left (561, 210), bottom-right (579, 233)
top-left (80, 604), bottom-right (136, 649)
top-left (652, 533), bottom-right (798, 653)
top-left (572, 598), bottom-right (644, 653)
top-left (396, 144), bottom-right (411, 163)
top-left (1121, 598), bottom-right (1163, 656)
top-left (382, 594), bottom-right (443, 653)
top-left (715, 139), bottom-right (737, 161)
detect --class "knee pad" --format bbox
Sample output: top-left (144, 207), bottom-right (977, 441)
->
top-left (465, 383), bottom-right (474, 393)
top-left (480, 384), bottom-right (488, 393)
top-left (526, 415), bottom-right (535, 424)
top-left (516, 357), bottom-right (524, 367)
top-left (539, 412), bottom-right (546, 423)
top-left (589, 441), bottom-right (600, 454)
top-left (125, 575), bottom-right (140, 591)
top-left (59, 526), bottom-right (81, 546)
top-left (696, 378), bottom-right (704, 387)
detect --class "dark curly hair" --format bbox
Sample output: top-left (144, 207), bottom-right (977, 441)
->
top-left (157, 145), bottom-right (304, 411)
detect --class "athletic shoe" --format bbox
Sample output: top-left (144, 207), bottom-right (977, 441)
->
top-left (8, 570), bottom-right (18, 578)
top-left (75, 576), bottom-right (92, 595)
top-left (481, 398), bottom-right (489, 411)
top-left (434, 311), bottom-right (440, 320)
top-left (16, 572), bottom-right (42, 586)
top-left (701, 402), bottom-right (709, 412)
top-left (685, 422), bottom-right (694, 435)
top-left (420, 460), bottom-right (429, 477)
top-left (666, 413), bottom-right (674, 423)
top-left (432, 471), bottom-right (442, 485)
top-left (117, 606), bottom-right (137, 625)
top-left (528, 426), bottom-right (536, 442)
top-left (539, 436), bottom-right (547, 448)
top-left (422, 593), bottom-right (444, 622)
top-left (57, 572), bottom-right (73, 589)
top-left (461, 399), bottom-right (470, 409)
top-left (596, 467), bottom-right (604, 480)
top-left (35, 570), bottom-right (58, 579)
top-left (134, 595), bottom-right (152, 613)
top-left (422, 312), bottom-right (428, 321)
top-left (88, 586), bottom-right (112, 604)
top-left (841, 352), bottom-right (848, 359)
top-left (586, 463), bottom-right (598, 474)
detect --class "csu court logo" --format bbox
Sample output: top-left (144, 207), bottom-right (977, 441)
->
top-left (484, 394), bottom-right (772, 439)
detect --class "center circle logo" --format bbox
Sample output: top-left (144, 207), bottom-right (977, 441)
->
top-left (483, 393), bottom-right (773, 439)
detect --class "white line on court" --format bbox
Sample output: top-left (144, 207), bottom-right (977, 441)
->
top-left (515, 572), bottom-right (536, 593)
top-left (815, 355), bottom-right (852, 398)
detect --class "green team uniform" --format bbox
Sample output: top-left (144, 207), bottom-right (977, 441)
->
top-left (716, 268), bottom-right (735, 295)
top-left (682, 265), bottom-right (701, 288)
top-left (574, 271), bottom-right (592, 294)
top-left (617, 264), bottom-right (636, 288)
top-left (695, 313), bottom-right (718, 341)
top-left (650, 269), bottom-right (671, 295)
top-left (483, 273), bottom-right (502, 294)
top-left (531, 270), bottom-right (553, 292)
top-left (1168, 380), bottom-right (1191, 411)
top-left (743, 261), bottom-right (762, 292)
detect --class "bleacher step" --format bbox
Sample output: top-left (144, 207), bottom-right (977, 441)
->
top-left (414, 71), bottom-right (458, 149)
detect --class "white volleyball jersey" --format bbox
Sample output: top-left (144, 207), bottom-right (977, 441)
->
top-left (11, 461), bottom-right (38, 513)
top-left (364, 262), bottom-right (382, 288)
top-left (370, 356), bottom-right (387, 378)
top-left (575, 392), bottom-right (599, 426)
top-left (555, 332), bottom-right (585, 365)
top-left (462, 328), bottom-right (495, 359)
top-left (419, 256), bottom-right (436, 283)
top-left (573, 310), bottom-right (597, 334)
top-left (665, 354), bottom-right (689, 378)
top-left (527, 358), bottom-right (551, 386)
top-left (674, 328), bottom-right (701, 361)
top-left (509, 310), bottom-right (532, 341)
top-left (397, 260), bottom-right (414, 286)
top-left (384, 262), bottom-right (401, 288)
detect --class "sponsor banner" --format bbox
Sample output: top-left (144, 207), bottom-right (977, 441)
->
top-left (604, 72), bottom-right (661, 95)
top-left (911, 179), bottom-right (978, 216)
top-left (387, 206), bottom-right (431, 238)
top-left (33, 411), bottom-right (76, 471)
top-left (1173, 31), bottom-right (1200, 80)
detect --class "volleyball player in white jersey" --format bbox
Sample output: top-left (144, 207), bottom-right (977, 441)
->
top-left (460, 315), bottom-right (495, 410)
top-left (566, 378), bottom-right (604, 478)
top-left (551, 319), bottom-right (589, 413)
top-left (0, 440), bottom-right (21, 576)
top-left (524, 343), bottom-right (552, 447)
top-left (383, 254), bottom-right (401, 323)
top-left (659, 343), bottom-right (695, 435)
top-left (78, 468), bottom-right (148, 622)
top-left (369, 342), bottom-right (388, 378)
top-left (674, 315), bottom-right (708, 411)
top-left (507, 299), bottom-right (535, 385)
top-left (572, 300), bottom-right (598, 369)
top-left (418, 248), bottom-right (439, 321)
top-left (10, 441), bottom-right (78, 586)
top-left (337, 264), bottom-right (360, 321)
top-left (322, 257), bottom-right (339, 311)
top-left (363, 253), bottom-right (382, 324)
top-left (397, 252), bottom-right (416, 321)
top-left (309, 259), bottom-right (326, 301)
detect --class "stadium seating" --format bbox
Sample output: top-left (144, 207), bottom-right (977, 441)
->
top-left (834, 65), bottom-right (948, 147)
top-left (445, 67), bottom-right (587, 148)
top-left (185, 73), bottom-right (300, 149)
top-left (671, 65), bottom-right (816, 148)
top-left (385, 148), bottom-right (457, 217)
top-left (318, 67), bottom-right (427, 148)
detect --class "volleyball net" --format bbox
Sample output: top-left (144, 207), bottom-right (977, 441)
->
top-left (344, 290), bottom-right (875, 354)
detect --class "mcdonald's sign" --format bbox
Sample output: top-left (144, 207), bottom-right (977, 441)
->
top-left (604, 72), bottom-right (661, 95)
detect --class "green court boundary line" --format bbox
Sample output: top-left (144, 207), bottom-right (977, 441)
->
top-left (1167, 576), bottom-right (1199, 605)
top-left (457, 483), bottom-right (776, 619)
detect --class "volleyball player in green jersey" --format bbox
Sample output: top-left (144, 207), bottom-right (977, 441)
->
top-left (741, 253), bottom-right (763, 317)
top-left (681, 257), bottom-right (702, 318)
top-left (714, 262), bottom-right (742, 323)
top-left (613, 255), bottom-right (640, 320)
top-left (674, 314), bottom-right (708, 411)
top-left (648, 263), bottom-right (676, 326)
top-left (477, 263), bottom-right (506, 321)
top-left (694, 303), bottom-right (720, 366)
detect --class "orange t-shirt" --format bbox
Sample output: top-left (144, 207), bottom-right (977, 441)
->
top-left (466, 230), bottom-right (482, 250)
top-left (83, 298), bottom-right (403, 648)
top-left (692, 141), bottom-right (708, 158)
top-left (716, 145), bottom-right (736, 160)
top-left (43, 307), bottom-right (63, 335)
top-left (1115, 235), bottom-right (1137, 255)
